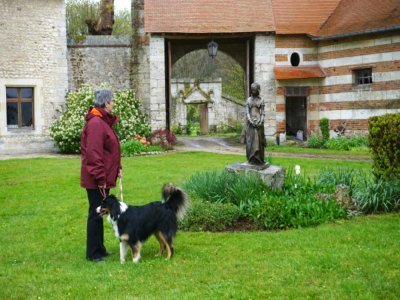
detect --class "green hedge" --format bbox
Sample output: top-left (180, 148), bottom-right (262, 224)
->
top-left (368, 113), bottom-right (400, 180)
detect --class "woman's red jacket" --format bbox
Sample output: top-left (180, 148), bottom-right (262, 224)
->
top-left (80, 107), bottom-right (121, 189)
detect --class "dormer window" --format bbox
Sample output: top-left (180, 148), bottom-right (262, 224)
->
top-left (354, 68), bottom-right (372, 85)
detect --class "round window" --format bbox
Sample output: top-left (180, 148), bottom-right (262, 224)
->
top-left (290, 52), bottom-right (300, 67)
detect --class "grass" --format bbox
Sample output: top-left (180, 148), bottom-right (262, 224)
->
top-left (267, 144), bottom-right (370, 155)
top-left (0, 152), bottom-right (399, 299)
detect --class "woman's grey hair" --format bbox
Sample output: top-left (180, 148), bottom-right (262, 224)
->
top-left (94, 88), bottom-right (113, 108)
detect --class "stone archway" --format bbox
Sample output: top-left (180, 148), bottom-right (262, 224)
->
top-left (165, 37), bottom-right (254, 132)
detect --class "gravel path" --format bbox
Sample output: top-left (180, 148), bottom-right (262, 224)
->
top-left (175, 136), bottom-right (372, 162)
top-left (0, 136), bottom-right (371, 162)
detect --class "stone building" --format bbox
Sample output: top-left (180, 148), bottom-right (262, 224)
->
top-left (138, 0), bottom-right (400, 139)
top-left (0, 0), bottom-right (399, 153)
top-left (0, 0), bottom-right (68, 153)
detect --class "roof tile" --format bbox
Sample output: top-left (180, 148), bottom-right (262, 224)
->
top-left (145, 0), bottom-right (275, 33)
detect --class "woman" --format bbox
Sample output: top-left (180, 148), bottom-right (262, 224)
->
top-left (80, 88), bottom-right (122, 262)
top-left (245, 82), bottom-right (266, 165)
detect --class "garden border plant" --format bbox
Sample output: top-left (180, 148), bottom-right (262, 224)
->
top-left (182, 165), bottom-right (400, 232)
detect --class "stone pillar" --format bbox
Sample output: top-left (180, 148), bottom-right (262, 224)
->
top-left (131, 0), bottom-right (150, 111)
top-left (254, 34), bottom-right (276, 138)
top-left (149, 35), bottom-right (166, 129)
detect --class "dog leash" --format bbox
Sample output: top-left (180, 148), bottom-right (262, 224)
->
top-left (119, 176), bottom-right (124, 202)
top-left (99, 187), bottom-right (107, 199)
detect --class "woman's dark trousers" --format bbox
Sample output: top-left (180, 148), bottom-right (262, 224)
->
top-left (86, 189), bottom-right (108, 260)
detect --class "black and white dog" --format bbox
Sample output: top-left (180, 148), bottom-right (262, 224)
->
top-left (96, 183), bottom-right (188, 263)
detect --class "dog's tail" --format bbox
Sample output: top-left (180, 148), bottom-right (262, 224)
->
top-left (162, 183), bottom-right (189, 221)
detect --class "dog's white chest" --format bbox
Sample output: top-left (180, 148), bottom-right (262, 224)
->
top-left (107, 215), bottom-right (120, 238)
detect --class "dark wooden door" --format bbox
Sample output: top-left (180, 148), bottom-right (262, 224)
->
top-left (285, 96), bottom-right (307, 139)
top-left (199, 103), bottom-right (208, 134)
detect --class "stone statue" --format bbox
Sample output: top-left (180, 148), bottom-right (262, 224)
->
top-left (245, 82), bottom-right (266, 165)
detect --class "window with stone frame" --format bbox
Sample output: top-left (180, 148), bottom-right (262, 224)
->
top-left (6, 87), bottom-right (34, 129)
top-left (354, 68), bottom-right (373, 85)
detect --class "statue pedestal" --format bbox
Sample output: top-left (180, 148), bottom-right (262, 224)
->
top-left (225, 162), bottom-right (285, 190)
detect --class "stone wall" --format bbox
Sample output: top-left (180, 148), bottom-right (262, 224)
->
top-left (67, 36), bottom-right (131, 91)
top-left (0, 0), bottom-right (68, 153)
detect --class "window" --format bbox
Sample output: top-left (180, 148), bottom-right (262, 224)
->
top-left (354, 68), bottom-right (372, 85)
top-left (290, 52), bottom-right (300, 67)
top-left (6, 87), bottom-right (34, 129)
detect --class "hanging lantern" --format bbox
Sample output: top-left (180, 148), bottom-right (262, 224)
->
top-left (207, 39), bottom-right (218, 59)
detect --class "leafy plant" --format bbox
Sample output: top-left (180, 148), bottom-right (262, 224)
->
top-left (259, 193), bottom-right (346, 229)
top-left (316, 167), bottom-right (366, 197)
top-left (319, 118), bottom-right (330, 141)
top-left (353, 178), bottom-right (400, 213)
top-left (120, 140), bottom-right (163, 157)
top-left (179, 198), bottom-right (242, 232)
top-left (183, 170), bottom-right (267, 213)
top-left (306, 134), bottom-right (326, 149)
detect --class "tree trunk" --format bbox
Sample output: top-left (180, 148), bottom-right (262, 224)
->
top-left (91, 0), bottom-right (114, 35)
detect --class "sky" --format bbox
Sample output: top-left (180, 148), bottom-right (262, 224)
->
top-left (114, 0), bottom-right (131, 12)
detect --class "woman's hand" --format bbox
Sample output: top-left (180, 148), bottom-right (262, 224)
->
top-left (118, 168), bottom-right (123, 178)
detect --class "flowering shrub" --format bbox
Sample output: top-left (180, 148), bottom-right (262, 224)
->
top-left (148, 129), bottom-right (177, 150)
top-left (50, 85), bottom-right (151, 153)
top-left (50, 85), bottom-right (93, 153)
top-left (112, 89), bottom-right (151, 143)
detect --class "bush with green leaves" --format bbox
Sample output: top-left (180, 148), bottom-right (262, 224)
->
top-left (306, 134), bottom-right (326, 148)
top-left (368, 113), bottom-right (400, 180)
top-left (179, 198), bottom-right (242, 232)
top-left (50, 85), bottom-right (150, 153)
top-left (319, 118), bottom-right (330, 141)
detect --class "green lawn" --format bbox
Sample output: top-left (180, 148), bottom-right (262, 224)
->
top-left (0, 152), bottom-right (398, 299)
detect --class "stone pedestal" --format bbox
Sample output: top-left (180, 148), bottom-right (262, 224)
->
top-left (226, 162), bottom-right (285, 190)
